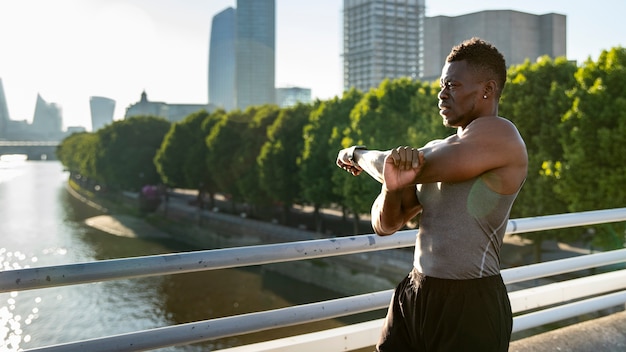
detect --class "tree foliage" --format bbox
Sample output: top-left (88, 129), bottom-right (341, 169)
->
top-left (235, 105), bottom-right (280, 210)
top-left (501, 56), bottom-right (578, 218)
top-left (336, 78), bottom-right (435, 229)
top-left (258, 103), bottom-right (313, 221)
top-left (57, 131), bottom-right (100, 180)
top-left (299, 90), bottom-right (362, 232)
top-left (555, 48), bottom-right (626, 248)
top-left (499, 56), bottom-right (579, 260)
top-left (95, 116), bottom-right (171, 191)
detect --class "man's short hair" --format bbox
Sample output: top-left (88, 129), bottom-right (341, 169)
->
top-left (447, 37), bottom-right (507, 96)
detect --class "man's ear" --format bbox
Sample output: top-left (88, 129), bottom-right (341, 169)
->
top-left (483, 79), bottom-right (497, 98)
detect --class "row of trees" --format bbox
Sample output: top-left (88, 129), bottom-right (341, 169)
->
top-left (57, 47), bottom-right (626, 254)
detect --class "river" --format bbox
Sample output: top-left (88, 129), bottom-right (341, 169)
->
top-left (0, 159), bottom-right (369, 351)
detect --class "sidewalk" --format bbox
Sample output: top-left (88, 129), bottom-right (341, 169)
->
top-left (509, 310), bottom-right (626, 352)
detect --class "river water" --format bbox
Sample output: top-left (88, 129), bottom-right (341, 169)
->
top-left (0, 159), bottom-right (363, 351)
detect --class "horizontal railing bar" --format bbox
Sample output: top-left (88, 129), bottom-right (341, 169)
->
top-left (512, 290), bottom-right (626, 333)
top-left (509, 269), bottom-right (626, 313)
top-left (502, 248), bottom-right (626, 284)
top-left (3, 207), bottom-right (626, 293)
top-left (25, 290), bottom-right (394, 352)
top-left (506, 207), bottom-right (626, 235)
top-left (0, 231), bottom-right (417, 293)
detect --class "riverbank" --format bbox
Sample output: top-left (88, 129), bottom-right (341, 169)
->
top-left (76, 186), bottom-right (591, 295)
top-left (83, 187), bottom-right (413, 295)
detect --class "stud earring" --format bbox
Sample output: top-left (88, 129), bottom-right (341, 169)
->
top-left (483, 95), bottom-right (487, 99)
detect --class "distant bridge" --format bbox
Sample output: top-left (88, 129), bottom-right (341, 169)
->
top-left (0, 140), bottom-right (60, 160)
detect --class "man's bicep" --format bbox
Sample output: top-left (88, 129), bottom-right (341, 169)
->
top-left (417, 135), bottom-right (504, 183)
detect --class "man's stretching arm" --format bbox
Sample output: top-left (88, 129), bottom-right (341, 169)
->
top-left (336, 148), bottom-right (389, 183)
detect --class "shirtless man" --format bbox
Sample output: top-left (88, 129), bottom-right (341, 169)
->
top-left (336, 37), bottom-right (528, 351)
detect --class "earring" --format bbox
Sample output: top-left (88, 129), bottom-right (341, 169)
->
top-left (483, 95), bottom-right (487, 99)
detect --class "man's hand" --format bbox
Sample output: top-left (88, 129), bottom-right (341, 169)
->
top-left (383, 146), bottom-right (425, 191)
top-left (336, 147), bottom-right (364, 176)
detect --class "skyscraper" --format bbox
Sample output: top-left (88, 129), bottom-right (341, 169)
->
top-left (0, 78), bottom-right (9, 138)
top-left (235, 0), bottom-right (276, 110)
top-left (343, 0), bottom-right (425, 93)
top-left (276, 87), bottom-right (312, 108)
top-left (89, 96), bottom-right (116, 132)
top-left (422, 10), bottom-right (567, 80)
top-left (31, 94), bottom-right (62, 140)
top-left (208, 7), bottom-right (236, 111)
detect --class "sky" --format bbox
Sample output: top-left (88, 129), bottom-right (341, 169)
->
top-left (0, 0), bottom-right (624, 131)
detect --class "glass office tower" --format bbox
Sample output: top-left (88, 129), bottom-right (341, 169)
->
top-left (208, 7), bottom-right (236, 111)
top-left (235, 0), bottom-right (276, 110)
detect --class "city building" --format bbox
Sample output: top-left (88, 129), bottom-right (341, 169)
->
top-left (422, 10), bottom-right (567, 81)
top-left (276, 87), bottom-right (312, 107)
top-left (0, 83), bottom-right (76, 141)
top-left (89, 96), bottom-right (116, 132)
top-left (343, 0), bottom-right (426, 93)
top-left (31, 94), bottom-right (63, 140)
top-left (208, 7), bottom-right (236, 111)
top-left (125, 91), bottom-right (215, 123)
top-left (235, 0), bottom-right (276, 110)
top-left (0, 78), bottom-right (9, 138)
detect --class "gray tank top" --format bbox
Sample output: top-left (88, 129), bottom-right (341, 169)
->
top-left (413, 177), bottom-right (520, 279)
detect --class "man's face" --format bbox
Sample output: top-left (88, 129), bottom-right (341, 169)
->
top-left (437, 60), bottom-right (484, 128)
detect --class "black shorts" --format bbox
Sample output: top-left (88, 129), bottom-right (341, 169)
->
top-left (376, 268), bottom-right (512, 352)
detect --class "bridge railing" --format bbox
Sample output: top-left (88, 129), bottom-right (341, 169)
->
top-left (1, 208), bottom-right (625, 352)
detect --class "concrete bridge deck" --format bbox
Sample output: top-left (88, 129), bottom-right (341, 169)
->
top-left (509, 310), bottom-right (626, 351)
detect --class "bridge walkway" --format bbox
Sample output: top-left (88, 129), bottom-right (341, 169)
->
top-left (509, 310), bottom-right (626, 352)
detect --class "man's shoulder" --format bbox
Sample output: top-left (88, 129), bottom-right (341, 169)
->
top-left (466, 116), bottom-right (522, 138)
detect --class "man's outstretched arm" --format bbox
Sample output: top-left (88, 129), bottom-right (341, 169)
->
top-left (336, 146), bottom-right (389, 183)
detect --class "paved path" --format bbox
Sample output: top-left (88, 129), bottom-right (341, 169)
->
top-left (509, 310), bottom-right (626, 351)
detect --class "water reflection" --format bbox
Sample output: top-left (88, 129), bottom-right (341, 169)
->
top-left (1, 162), bottom-right (371, 351)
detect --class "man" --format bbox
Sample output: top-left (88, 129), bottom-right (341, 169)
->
top-left (336, 37), bottom-right (528, 351)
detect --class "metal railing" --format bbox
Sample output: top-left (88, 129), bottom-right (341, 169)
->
top-left (2, 208), bottom-right (625, 352)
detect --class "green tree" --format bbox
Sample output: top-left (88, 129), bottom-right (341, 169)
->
top-left (336, 78), bottom-right (431, 233)
top-left (300, 90), bottom-right (362, 233)
top-left (96, 116), bottom-right (171, 191)
top-left (155, 109), bottom-right (221, 207)
top-left (258, 103), bottom-right (313, 223)
top-left (556, 47), bottom-right (626, 249)
top-left (205, 109), bottom-right (254, 209)
top-left (57, 131), bottom-right (100, 180)
top-left (500, 56), bottom-right (579, 261)
top-left (235, 105), bottom-right (281, 216)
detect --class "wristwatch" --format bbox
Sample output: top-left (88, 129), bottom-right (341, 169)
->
top-left (348, 145), bottom-right (367, 165)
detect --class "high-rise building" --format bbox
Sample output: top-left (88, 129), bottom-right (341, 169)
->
top-left (89, 96), bottom-right (116, 132)
top-left (343, 0), bottom-right (425, 93)
top-left (276, 87), bottom-right (312, 108)
top-left (31, 94), bottom-right (62, 140)
top-left (422, 10), bottom-right (567, 81)
top-left (235, 0), bottom-right (276, 110)
top-left (208, 7), bottom-right (236, 111)
top-left (0, 78), bottom-right (10, 138)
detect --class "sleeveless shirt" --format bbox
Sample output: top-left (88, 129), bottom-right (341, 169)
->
top-left (413, 176), bottom-right (521, 279)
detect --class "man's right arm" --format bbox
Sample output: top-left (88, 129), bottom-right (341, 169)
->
top-left (336, 147), bottom-right (389, 183)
